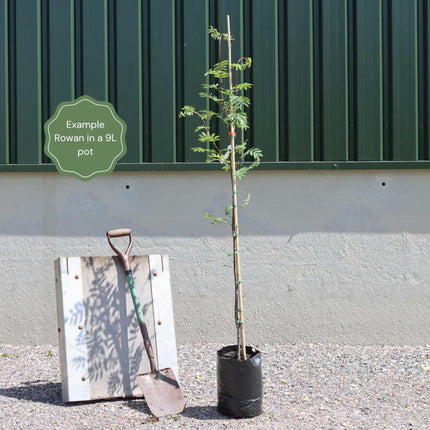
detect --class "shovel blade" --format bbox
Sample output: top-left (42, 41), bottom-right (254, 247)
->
top-left (137, 368), bottom-right (186, 417)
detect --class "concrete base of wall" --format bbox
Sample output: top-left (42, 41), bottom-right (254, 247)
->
top-left (1, 170), bottom-right (430, 345)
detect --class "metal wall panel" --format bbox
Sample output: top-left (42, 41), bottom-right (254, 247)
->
top-left (0, 0), bottom-right (427, 168)
top-left (391, 0), bottom-right (418, 160)
top-left (356, 0), bottom-right (383, 161)
top-left (0, 0), bottom-right (8, 163)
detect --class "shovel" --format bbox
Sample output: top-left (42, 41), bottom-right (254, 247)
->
top-left (106, 228), bottom-right (186, 417)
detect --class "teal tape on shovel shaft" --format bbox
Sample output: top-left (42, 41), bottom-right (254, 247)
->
top-left (126, 272), bottom-right (145, 325)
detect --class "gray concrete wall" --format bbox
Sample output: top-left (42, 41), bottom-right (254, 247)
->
top-left (1, 170), bottom-right (430, 345)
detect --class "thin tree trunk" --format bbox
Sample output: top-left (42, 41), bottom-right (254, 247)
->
top-left (227, 15), bottom-right (247, 361)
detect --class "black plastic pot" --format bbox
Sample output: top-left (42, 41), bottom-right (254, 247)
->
top-left (217, 345), bottom-right (263, 418)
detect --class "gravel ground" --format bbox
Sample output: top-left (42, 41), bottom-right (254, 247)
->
top-left (1, 343), bottom-right (430, 429)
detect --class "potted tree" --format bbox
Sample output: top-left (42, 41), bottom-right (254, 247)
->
top-left (179, 16), bottom-right (263, 418)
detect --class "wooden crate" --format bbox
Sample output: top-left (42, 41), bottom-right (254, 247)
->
top-left (55, 255), bottom-right (179, 402)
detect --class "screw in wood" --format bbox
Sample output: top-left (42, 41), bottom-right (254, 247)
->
top-left (81, 377), bottom-right (86, 382)
top-left (75, 275), bottom-right (79, 280)
top-left (78, 325), bottom-right (83, 330)
top-left (153, 271), bottom-right (158, 277)
top-left (157, 320), bottom-right (162, 325)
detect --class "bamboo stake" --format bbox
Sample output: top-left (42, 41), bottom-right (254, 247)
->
top-left (227, 15), bottom-right (247, 361)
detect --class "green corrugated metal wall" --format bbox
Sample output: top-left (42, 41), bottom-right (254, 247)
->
top-left (0, 0), bottom-right (429, 169)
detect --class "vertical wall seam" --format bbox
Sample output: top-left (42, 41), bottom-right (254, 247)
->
top-left (382, 0), bottom-right (391, 160)
top-left (243, 0), bottom-right (252, 148)
top-left (4, 0), bottom-right (9, 162)
top-left (379, 0), bottom-right (383, 160)
top-left (278, 0), bottom-right (286, 160)
top-left (8, 0), bottom-right (16, 164)
top-left (175, 0), bottom-right (184, 162)
top-left (423, 0), bottom-right (429, 159)
top-left (108, 0), bottom-right (117, 108)
top-left (208, 0), bottom-right (218, 142)
top-left (143, 0), bottom-right (151, 162)
top-left (172, 0), bottom-right (176, 162)
top-left (104, 0), bottom-right (108, 102)
top-left (41, 0), bottom-right (50, 163)
top-left (74, 0), bottom-right (83, 97)
top-left (138, 0), bottom-right (143, 162)
top-left (239, 0), bottom-right (244, 153)
top-left (274, 0), bottom-right (279, 161)
top-left (70, 0), bottom-right (75, 99)
top-left (37, 0), bottom-right (42, 163)
top-left (206, 0), bottom-right (209, 113)
top-left (309, 0), bottom-right (314, 161)
top-left (417, 0), bottom-right (424, 159)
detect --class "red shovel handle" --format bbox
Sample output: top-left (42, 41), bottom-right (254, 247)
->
top-left (106, 228), bottom-right (133, 272)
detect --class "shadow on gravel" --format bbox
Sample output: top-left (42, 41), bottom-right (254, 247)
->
top-left (181, 405), bottom-right (228, 420)
top-left (124, 398), bottom-right (152, 415)
top-left (0, 381), bottom-right (64, 406)
top-left (126, 401), bottom-right (224, 421)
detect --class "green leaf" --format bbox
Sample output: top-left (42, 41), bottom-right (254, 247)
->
top-left (233, 82), bottom-right (253, 91)
top-left (234, 167), bottom-right (248, 179)
top-left (204, 212), bottom-right (229, 225)
top-left (198, 131), bottom-right (219, 144)
top-left (195, 125), bottom-right (207, 133)
top-left (240, 193), bottom-right (251, 209)
top-left (180, 29), bottom-right (261, 181)
top-left (191, 147), bottom-right (210, 153)
top-left (201, 83), bottom-right (219, 90)
top-left (208, 26), bottom-right (221, 40)
top-left (178, 105), bottom-right (196, 117)
top-left (226, 112), bottom-right (248, 129)
top-left (230, 95), bottom-right (250, 110)
top-left (248, 147), bottom-right (263, 161)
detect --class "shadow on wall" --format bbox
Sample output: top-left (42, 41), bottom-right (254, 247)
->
top-left (0, 170), bottom-right (429, 236)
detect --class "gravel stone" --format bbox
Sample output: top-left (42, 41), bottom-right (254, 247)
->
top-left (1, 343), bottom-right (430, 429)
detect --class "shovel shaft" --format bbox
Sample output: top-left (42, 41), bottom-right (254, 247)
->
top-left (125, 271), bottom-right (157, 374)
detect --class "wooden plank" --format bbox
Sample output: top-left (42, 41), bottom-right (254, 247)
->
top-left (183, 0), bottom-right (209, 161)
top-left (55, 259), bottom-right (69, 402)
top-left (287, 0), bottom-right (313, 161)
top-left (56, 257), bottom-right (91, 402)
top-left (149, 255), bottom-right (180, 381)
top-left (0, 0), bottom-right (8, 163)
top-left (49, 0), bottom-right (74, 109)
top-left (321, 0), bottom-right (348, 161)
top-left (81, 256), bottom-right (152, 400)
top-left (150, 0), bottom-right (176, 162)
top-left (81, 0), bottom-right (107, 100)
top-left (56, 255), bottom-right (179, 402)
top-left (356, 0), bottom-right (383, 160)
top-left (391, 0), bottom-right (418, 160)
top-left (15, 0), bottom-right (41, 163)
top-left (252, 0), bottom-right (279, 161)
top-left (116, 0), bottom-right (141, 162)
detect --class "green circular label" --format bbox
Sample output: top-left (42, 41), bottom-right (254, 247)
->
top-left (44, 95), bottom-right (127, 181)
